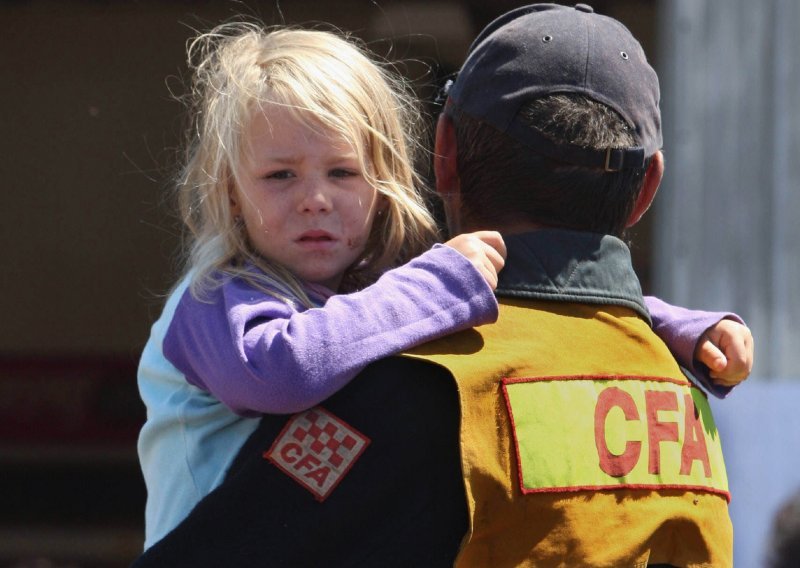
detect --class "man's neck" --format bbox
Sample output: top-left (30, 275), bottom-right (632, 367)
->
top-left (457, 219), bottom-right (546, 236)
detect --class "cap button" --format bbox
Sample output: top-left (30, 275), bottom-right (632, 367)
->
top-left (575, 4), bottom-right (594, 13)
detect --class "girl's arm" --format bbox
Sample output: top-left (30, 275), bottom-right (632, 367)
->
top-left (645, 295), bottom-right (751, 398)
top-left (164, 244), bottom-right (499, 415)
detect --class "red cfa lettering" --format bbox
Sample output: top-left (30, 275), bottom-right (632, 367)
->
top-left (680, 393), bottom-right (712, 477)
top-left (594, 386), bottom-right (711, 479)
top-left (294, 453), bottom-right (322, 472)
top-left (594, 387), bottom-right (642, 477)
top-left (645, 390), bottom-right (679, 474)
top-left (278, 443), bottom-right (333, 488)
top-left (280, 442), bottom-right (303, 464)
top-left (305, 466), bottom-right (331, 488)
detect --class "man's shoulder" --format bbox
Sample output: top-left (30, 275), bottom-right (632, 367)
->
top-left (132, 354), bottom-right (466, 567)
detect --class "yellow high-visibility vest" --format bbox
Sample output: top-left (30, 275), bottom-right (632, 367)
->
top-left (407, 298), bottom-right (732, 568)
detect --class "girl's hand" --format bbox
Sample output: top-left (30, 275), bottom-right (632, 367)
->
top-left (445, 231), bottom-right (507, 290)
top-left (694, 318), bottom-right (754, 387)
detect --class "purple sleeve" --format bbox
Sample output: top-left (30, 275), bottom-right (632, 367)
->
top-left (164, 244), bottom-right (498, 415)
top-left (644, 295), bottom-right (745, 398)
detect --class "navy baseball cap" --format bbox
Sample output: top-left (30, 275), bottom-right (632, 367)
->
top-left (446, 3), bottom-right (661, 171)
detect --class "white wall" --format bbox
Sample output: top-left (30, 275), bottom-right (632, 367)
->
top-left (655, 0), bottom-right (800, 380)
top-left (656, 1), bottom-right (800, 565)
top-left (711, 382), bottom-right (800, 567)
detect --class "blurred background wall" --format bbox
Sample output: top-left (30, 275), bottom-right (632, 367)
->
top-left (656, 1), bottom-right (800, 566)
top-left (0, 1), bottom-right (796, 566)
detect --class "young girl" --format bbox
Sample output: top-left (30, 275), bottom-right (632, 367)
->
top-left (137, 23), bottom-right (748, 550)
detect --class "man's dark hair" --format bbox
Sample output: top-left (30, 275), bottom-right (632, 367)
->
top-left (451, 93), bottom-right (652, 236)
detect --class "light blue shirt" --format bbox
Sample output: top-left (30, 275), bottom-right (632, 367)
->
top-left (136, 276), bottom-right (260, 549)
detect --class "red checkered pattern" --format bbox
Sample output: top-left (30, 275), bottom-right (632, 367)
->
top-left (292, 410), bottom-right (359, 468)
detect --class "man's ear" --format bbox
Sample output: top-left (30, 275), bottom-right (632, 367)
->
top-left (434, 112), bottom-right (462, 235)
top-left (626, 150), bottom-right (664, 228)
top-left (434, 112), bottom-right (459, 196)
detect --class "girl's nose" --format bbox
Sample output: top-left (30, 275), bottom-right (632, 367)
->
top-left (297, 181), bottom-right (332, 214)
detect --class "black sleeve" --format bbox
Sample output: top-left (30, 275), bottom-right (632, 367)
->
top-left (131, 356), bottom-right (468, 568)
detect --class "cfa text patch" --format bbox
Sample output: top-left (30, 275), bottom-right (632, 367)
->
top-left (265, 407), bottom-right (370, 501)
top-left (502, 375), bottom-right (729, 500)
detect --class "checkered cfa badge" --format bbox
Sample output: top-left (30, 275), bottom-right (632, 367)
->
top-left (264, 407), bottom-right (370, 501)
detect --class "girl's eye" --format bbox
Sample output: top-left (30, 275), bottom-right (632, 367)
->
top-left (329, 168), bottom-right (358, 179)
top-left (265, 170), bottom-right (294, 180)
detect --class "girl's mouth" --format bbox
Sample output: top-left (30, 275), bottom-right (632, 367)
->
top-left (297, 231), bottom-right (337, 247)
top-left (298, 231), bottom-right (334, 242)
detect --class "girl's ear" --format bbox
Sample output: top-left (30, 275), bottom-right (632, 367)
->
top-left (377, 193), bottom-right (389, 211)
top-left (228, 183), bottom-right (242, 218)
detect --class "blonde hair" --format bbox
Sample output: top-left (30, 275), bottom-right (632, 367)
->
top-left (175, 22), bottom-right (440, 306)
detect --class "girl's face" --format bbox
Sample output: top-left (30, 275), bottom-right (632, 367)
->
top-left (233, 106), bottom-right (382, 291)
